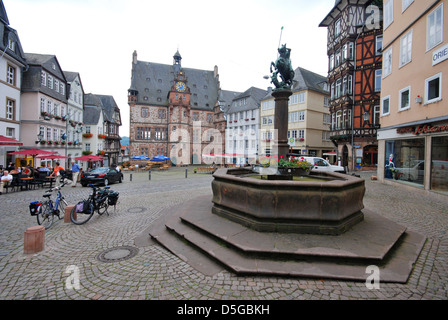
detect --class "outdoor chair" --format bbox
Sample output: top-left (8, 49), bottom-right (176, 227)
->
top-left (3, 181), bottom-right (16, 193)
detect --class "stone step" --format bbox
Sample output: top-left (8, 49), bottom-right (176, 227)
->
top-left (149, 195), bottom-right (426, 283)
top-left (178, 197), bottom-right (407, 262)
top-left (164, 215), bottom-right (425, 283)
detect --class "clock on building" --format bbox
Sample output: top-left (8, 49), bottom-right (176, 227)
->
top-left (175, 81), bottom-right (186, 92)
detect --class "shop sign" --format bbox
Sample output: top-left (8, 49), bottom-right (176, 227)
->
top-left (432, 44), bottom-right (448, 66)
top-left (396, 124), bottom-right (448, 135)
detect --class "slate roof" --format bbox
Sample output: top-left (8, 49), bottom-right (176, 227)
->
top-left (319, 0), bottom-right (371, 27)
top-left (82, 105), bottom-right (102, 126)
top-left (0, 0), bottom-right (27, 66)
top-left (63, 71), bottom-right (79, 83)
top-left (84, 93), bottom-right (121, 125)
top-left (292, 67), bottom-right (329, 95)
top-left (130, 57), bottom-right (220, 111)
top-left (24, 53), bottom-right (67, 82)
top-left (22, 53), bottom-right (67, 101)
top-left (218, 90), bottom-right (242, 114)
top-left (227, 87), bottom-right (268, 114)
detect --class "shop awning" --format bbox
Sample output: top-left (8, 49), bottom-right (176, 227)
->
top-left (0, 135), bottom-right (23, 146)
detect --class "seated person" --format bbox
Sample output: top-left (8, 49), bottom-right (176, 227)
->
top-left (0, 170), bottom-right (13, 195)
top-left (10, 166), bottom-right (19, 174)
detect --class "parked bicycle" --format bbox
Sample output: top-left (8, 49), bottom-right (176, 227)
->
top-left (70, 184), bottom-right (119, 225)
top-left (29, 181), bottom-right (69, 230)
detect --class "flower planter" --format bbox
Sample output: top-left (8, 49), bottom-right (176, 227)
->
top-left (278, 167), bottom-right (311, 176)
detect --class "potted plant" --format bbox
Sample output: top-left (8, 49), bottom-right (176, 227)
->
top-left (82, 150), bottom-right (92, 156)
top-left (67, 141), bottom-right (73, 146)
top-left (40, 140), bottom-right (46, 145)
top-left (47, 140), bottom-right (53, 145)
top-left (83, 133), bottom-right (93, 138)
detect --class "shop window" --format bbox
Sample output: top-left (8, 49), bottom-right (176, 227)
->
top-left (431, 136), bottom-right (448, 192)
top-left (384, 138), bottom-right (425, 185)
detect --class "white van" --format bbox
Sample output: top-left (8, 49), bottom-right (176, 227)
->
top-left (301, 157), bottom-right (346, 174)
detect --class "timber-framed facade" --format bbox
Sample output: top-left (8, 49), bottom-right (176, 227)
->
top-left (320, 0), bottom-right (383, 171)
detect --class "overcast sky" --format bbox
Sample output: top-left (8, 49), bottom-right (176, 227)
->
top-left (5, 0), bottom-right (334, 137)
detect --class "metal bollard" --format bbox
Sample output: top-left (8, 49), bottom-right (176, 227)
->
top-left (130, 173), bottom-right (132, 181)
top-left (185, 168), bottom-right (188, 178)
top-left (148, 169), bottom-right (151, 180)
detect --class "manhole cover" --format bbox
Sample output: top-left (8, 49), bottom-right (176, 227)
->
top-left (96, 246), bottom-right (139, 263)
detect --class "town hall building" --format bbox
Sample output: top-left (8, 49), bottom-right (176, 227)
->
top-left (128, 50), bottom-right (224, 165)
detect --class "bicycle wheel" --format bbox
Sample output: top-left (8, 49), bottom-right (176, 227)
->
top-left (97, 198), bottom-right (109, 215)
top-left (58, 198), bottom-right (68, 217)
top-left (37, 202), bottom-right (54, 229)
top-left (70, 202), bottom-right (94, 225)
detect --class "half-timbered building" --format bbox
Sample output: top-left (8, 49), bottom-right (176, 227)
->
top-left (319, 0), bottom-right (383, 171)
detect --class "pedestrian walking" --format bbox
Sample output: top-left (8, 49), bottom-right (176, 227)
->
top-left (71, 161), bottom-right (80, 187)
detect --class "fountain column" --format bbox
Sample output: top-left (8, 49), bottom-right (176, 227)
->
top-left (272, 89), bottom-right (292, 159)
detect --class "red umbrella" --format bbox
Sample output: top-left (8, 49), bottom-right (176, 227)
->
top-left (75, 155), bottom-right (105, 161)
top-left (35, 155), bottom-right (71, 159)
top-left (8, 148), bottom-right (56, 156)
top-left (8, 148), bottom-right (58, 166)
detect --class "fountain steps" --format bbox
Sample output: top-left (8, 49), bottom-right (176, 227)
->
top-left (148, 195), bottom-right (426, 283)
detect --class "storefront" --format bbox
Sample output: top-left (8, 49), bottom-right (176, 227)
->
top-left (377, 117), bottom-right (448, 195)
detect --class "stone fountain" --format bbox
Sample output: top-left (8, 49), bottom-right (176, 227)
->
top-left (142, 45), bottom-right (425, 283)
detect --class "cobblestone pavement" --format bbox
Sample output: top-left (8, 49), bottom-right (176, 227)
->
top-left (0, 168), bottom-right (447, 301)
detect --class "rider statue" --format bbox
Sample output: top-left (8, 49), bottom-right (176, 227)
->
top-left (270, 44), bottom-right (295, 91)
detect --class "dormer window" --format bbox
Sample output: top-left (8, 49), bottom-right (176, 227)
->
top-left (7, 39), bottom-right (15, 51)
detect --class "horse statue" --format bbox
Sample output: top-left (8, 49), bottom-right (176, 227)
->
top-left (270, 44), bottom-right (295, 90)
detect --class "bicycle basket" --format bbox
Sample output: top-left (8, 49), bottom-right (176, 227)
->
top-left (76, 200), bottom-right (92, 214)
top-left (107, 192), bottom-right (119, 206)
top-left (29, 202), bottom-right (42, 216)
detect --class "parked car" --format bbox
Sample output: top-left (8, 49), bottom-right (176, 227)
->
top-left (301, 157), bottom-right (346, 174)
top-left (80, 167), bottom-right (123, 187)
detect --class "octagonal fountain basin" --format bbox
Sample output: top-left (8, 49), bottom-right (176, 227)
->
top-left (211, 168), bottom-right (365, 235)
